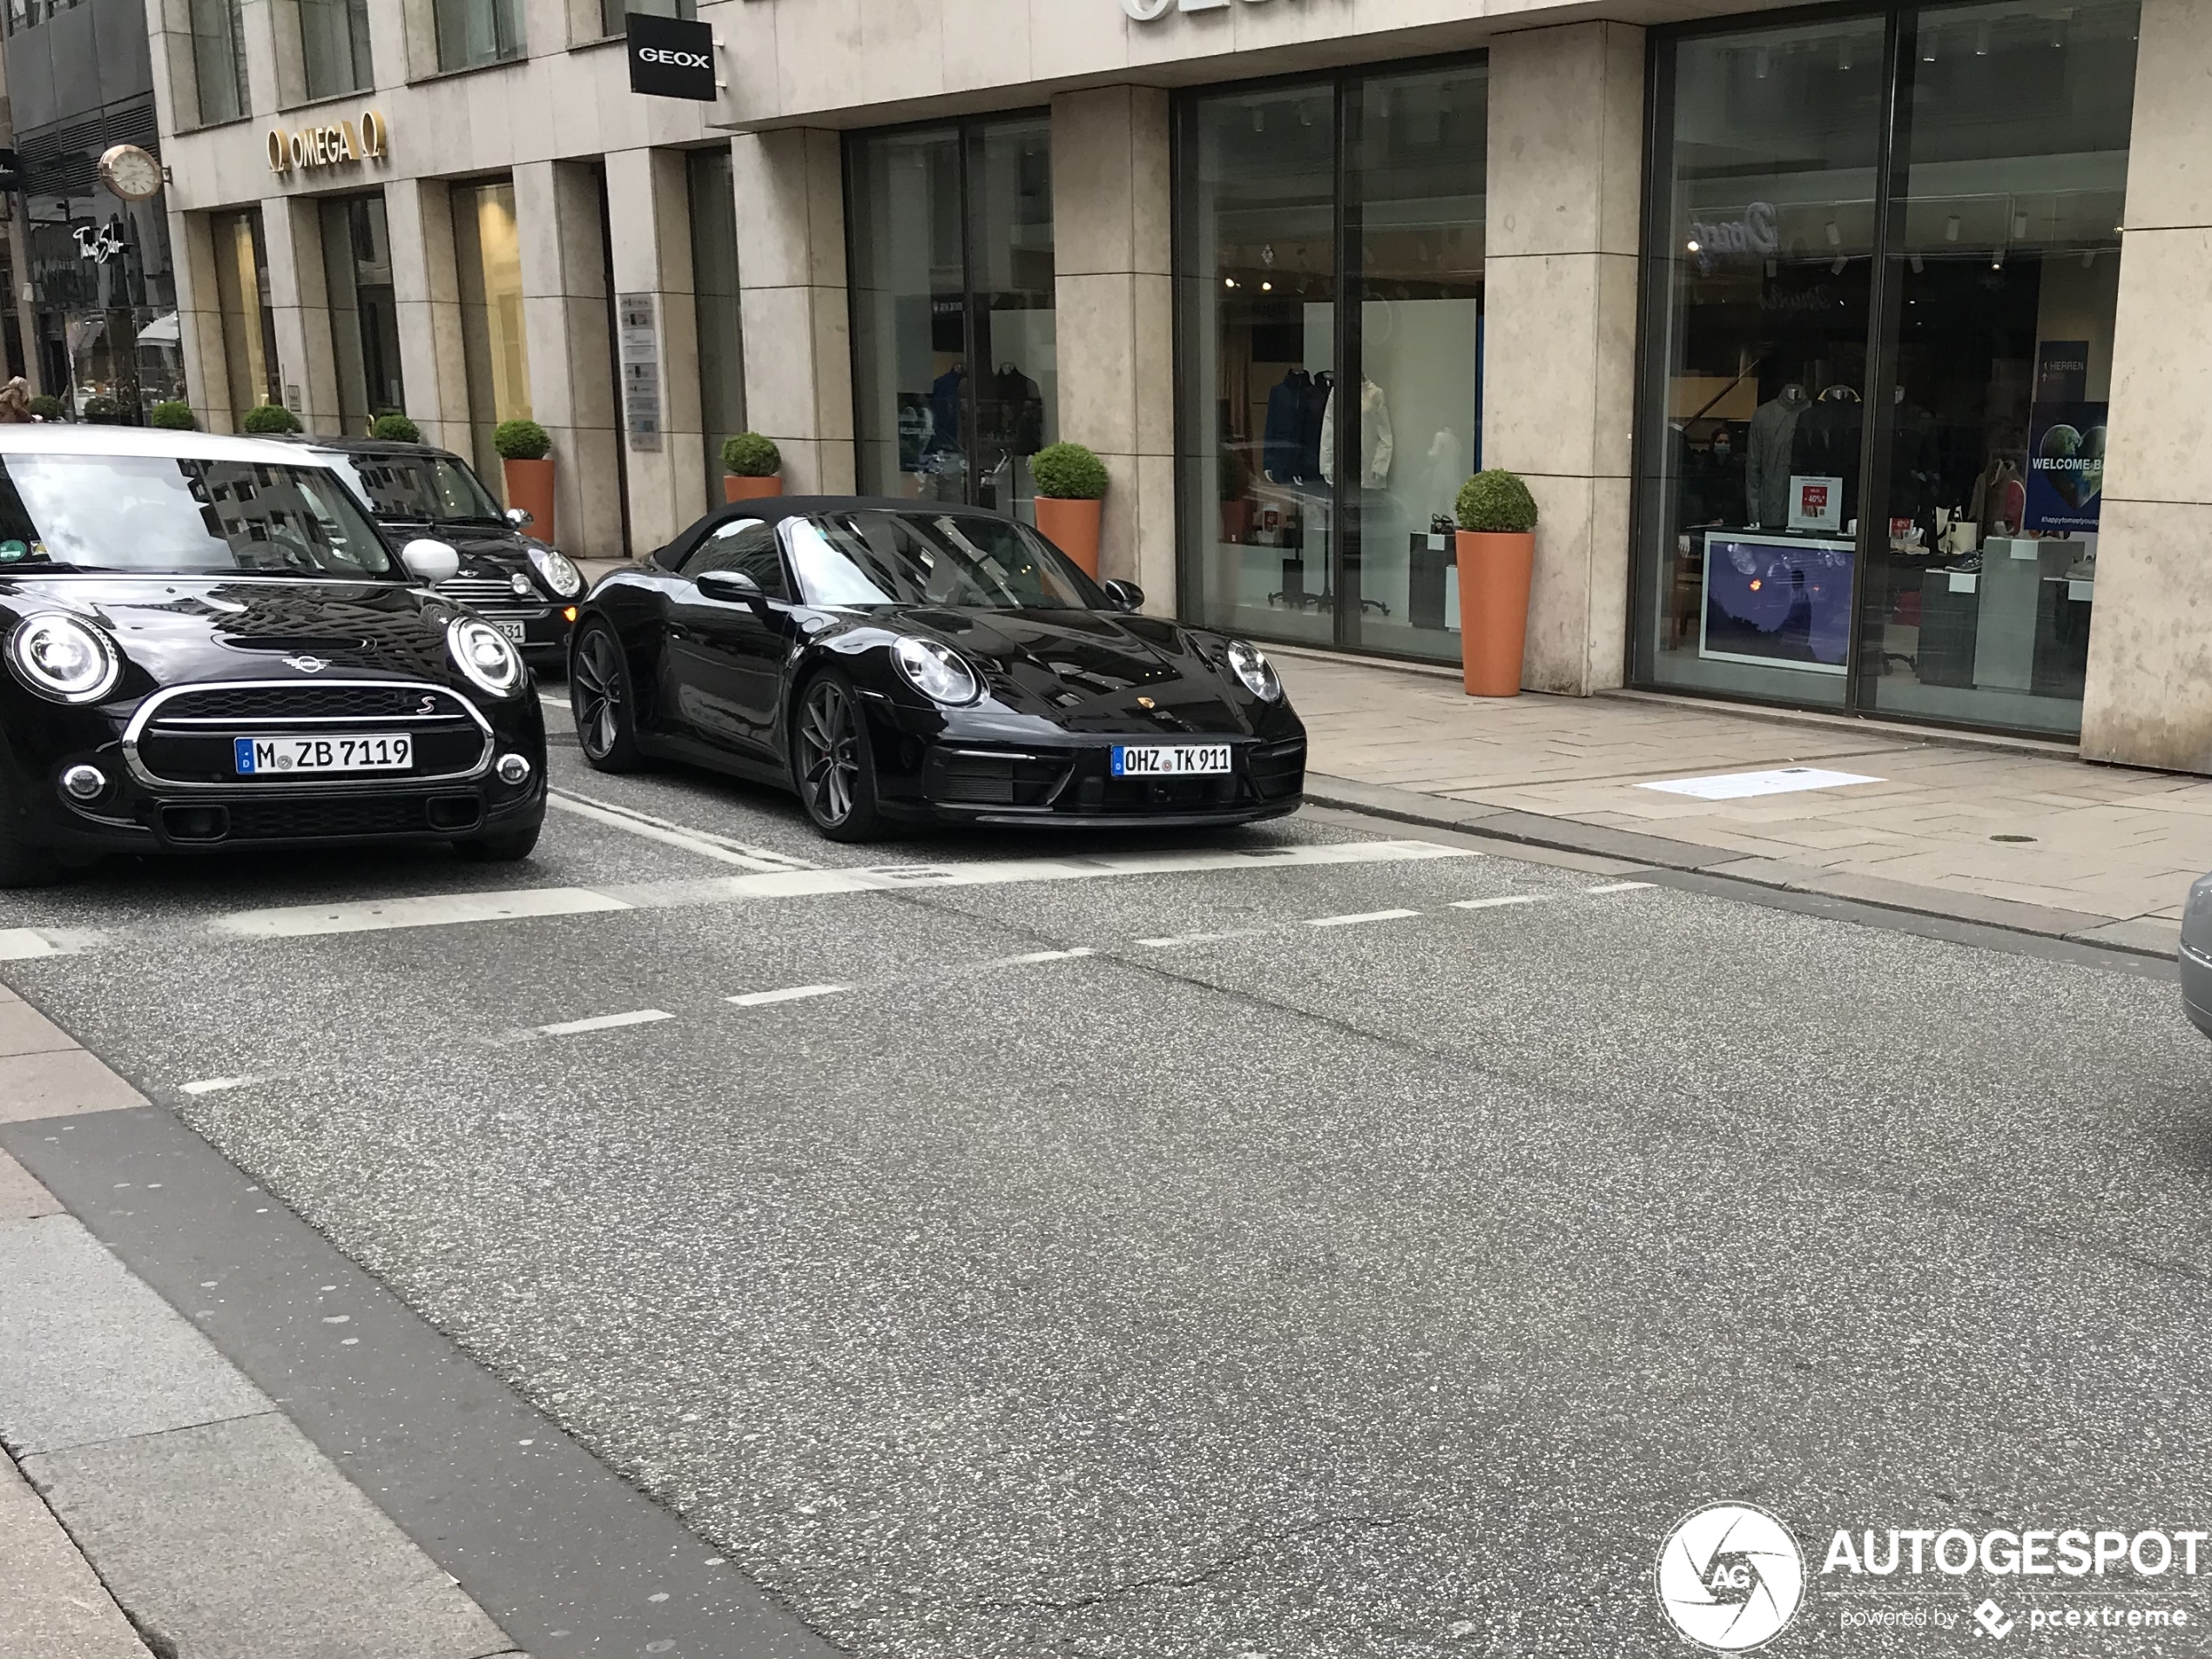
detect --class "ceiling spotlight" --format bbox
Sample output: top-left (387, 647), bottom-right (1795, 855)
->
top-left (1686, 239), bottom-right (1702, 253)
top-left (1993, 249), bottom-right (2006, 269)
top-left (1260, 280), bottom-right (1272, 292)
top-left (1224, 276), bottom-right (1237, 288)
top-left (1946, 215), bottom-right (1961, 243)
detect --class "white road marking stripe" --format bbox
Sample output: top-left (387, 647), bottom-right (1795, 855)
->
top-left (536, 1008), bottom-right (673, 1036)
top-left (1136, 934), bottom-right (1230, 948)
top-left (0, 927), bottom-right (55, 960)
top-left (994, 948), bottom-right (1096, 966)
top-left (1306, 908), bottom-right (1421, 928)
top-left (538, 691), bottom-right (570, 713)
top-left (727, 984), bottom-right (846, 1008)
top-left (215, 887), bottom-right (633, 940)
top-left (1586, 881), bottom-right (1657, 894)
top-left (179, 1076), bottom-right (260, 1096)
top-left (1451, 895), bottom-right (1552, 911)
top-left (547, 790), bottom-right (817, 873)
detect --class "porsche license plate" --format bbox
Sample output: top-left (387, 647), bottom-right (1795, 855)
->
top-left (1112, 744), bottom-right (1231, 778)
top-left (233, 734), bottom-right (414, 776)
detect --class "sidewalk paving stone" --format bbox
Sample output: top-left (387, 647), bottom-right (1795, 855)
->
top-left (0, 1051), bottom-right (148, 1124)
top-left (0, 1452), bottom-right (149, 1659)
top-left (0, 1001), bottom-right (81, 1058)
top-left (0, 1148), bottom-right (59, 1223)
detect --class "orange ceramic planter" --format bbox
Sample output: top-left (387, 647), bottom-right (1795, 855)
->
top-left (725, 474), bottom-right (782, 502)
top-left (1455, 529), bottom-right (1535, 697)
top-left (501, 456), bottom-right (556, 543)
top-left (1035, 496), bottom-right (1103, 578)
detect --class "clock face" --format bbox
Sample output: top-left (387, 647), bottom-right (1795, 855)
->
top-left (98, 145), bottom-right (162, 201)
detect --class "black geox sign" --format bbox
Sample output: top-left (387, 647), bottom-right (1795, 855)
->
top-left (626, 12), bottom-right (716, 101)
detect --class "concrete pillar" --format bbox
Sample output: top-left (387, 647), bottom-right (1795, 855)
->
top-left (604, 147), bottom-right (704, 556)
top-left (1481, 21), bottom-right (1645, 696)
top-left (2080, 0), bottom-right (2212, 772)
top-left (513, 159), bottom-right (622, 560)
top-left (263, 196), bottom-right (342, 435)
top-left (384, 177), bottom-right (473, 455)
top-left (172, 210), bottom-right (233, 432)
top-left (731, 128), bottom-right (853, 496)
top-left (1050, 86), bottom-right (1174, 606)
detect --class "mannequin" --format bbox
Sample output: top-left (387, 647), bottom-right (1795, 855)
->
top-left (1746, 382), bottom-right (1808, 528)
top-left (1791, 385), bottom-right (1865, 523)
top-left (1971, 452), bottom-right (2027, 537)
top-left (1319, 377), bottom-right (1394, 489)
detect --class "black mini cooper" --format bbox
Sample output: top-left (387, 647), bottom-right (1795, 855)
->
top-left (0, 427), bottom-right (546, 887)
top-left (302, 436), bottom-right (584, 668)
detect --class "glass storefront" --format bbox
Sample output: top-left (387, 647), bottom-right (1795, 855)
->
top-left (1176, 62), bottom-right (1487, 664)
top-left (451, 179), bottom-right (531, 490)
top-left (688, 145), bottom-right (745, 511)
top-left (210, 206), bottom-right (277, 420)
top-left (320, 192), bottom-right (403, 434)
top-left (846, 115), bottom-right (1057, 523)
top-left (1633, 0), bottom-right (2140, 736)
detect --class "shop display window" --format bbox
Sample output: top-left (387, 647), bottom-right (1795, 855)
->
top-left (210, 206), bottom-right (278, 422)
top-left (689, 145), bottom-right (747, 511)
top-left (1633, 1), bottom-right (2140, 737)
top-left (320, 193), bottom-right (404, 434)
top-left (847, 117), bottom-right (1057, 523)
top-left (1176, 63), bottom-right (1487, 664)
top-left (452, 180), bottom-right (531, 488)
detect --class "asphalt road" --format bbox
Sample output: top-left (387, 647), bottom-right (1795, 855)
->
top-left (5, 695), bottom-right (2211, 1657)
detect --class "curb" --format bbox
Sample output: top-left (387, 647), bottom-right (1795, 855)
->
top-left (1304, 773), bottom-right (2182, 963)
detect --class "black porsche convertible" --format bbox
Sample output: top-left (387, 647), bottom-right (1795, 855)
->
top-left (570, 497), bottom-right (1306, 841)
top-left (0, 428), bottom-right (546, 887)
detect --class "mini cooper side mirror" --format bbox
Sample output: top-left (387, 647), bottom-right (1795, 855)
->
top-left (1102, 578), bottom-right (1145, 613)
top-left (401, 538), bottom-right (462, 584)
top-left (504, 507), bottom-right (534, 529)
top-left (696, 568), bottom-right (767, 611)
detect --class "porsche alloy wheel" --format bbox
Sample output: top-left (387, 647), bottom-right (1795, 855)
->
top-left (571, 625), bottom-right (642, 772)
top-left (795, 673), bottom-right (881, 841)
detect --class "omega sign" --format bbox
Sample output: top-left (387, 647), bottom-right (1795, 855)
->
top-left (266, 110), bottom-right (389, 176)
top-left (1123, 0), bottom-right (1284, 17)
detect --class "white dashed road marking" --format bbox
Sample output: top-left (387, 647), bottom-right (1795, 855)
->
top-left (1452, 895), bottom-right (1552, 911)
top-left (1136, 934), bottom-right (1234, 948)
top-left (216, 887), bottom-right (634, 940)
top-left (536, 1009), bottom-right (675, 1037)
top-left (727, 985), bottom-right (846, 1008)
top-left (1585, 881), bottom-right (1658, 894)
top-left (549, 790), bottom-right (819, 873)
top-left (1306, 908), bottom-right (1421, 928)
top-left (0, 927), bottom-right (55, 960)
top-left (993, 948), bottom-right (1097, 967)
top-left (179, 1076), bottom-right (261, 1096)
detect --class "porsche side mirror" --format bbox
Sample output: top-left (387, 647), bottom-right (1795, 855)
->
top-left (401, 538), bottom-right (461, 584)
top-left (504, 507), bottom-right (534, 529)
top-left (1102, 578), bottom-right (1145, 613)
top-left (696, 568), bottom-right (767, 611)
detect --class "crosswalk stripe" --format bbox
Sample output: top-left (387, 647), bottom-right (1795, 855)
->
top-left (216, 887), bottom-right (633, 940)
top-left (536, 1009), bottom-right (673, 1036)
top-left (727, 985), bottom-right (846, 1008)
top-left (1306, 908), bottom-right (1421, 927)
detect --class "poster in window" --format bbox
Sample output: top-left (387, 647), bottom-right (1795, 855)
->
top-left (2026, 402), bottom-right (2107, 535)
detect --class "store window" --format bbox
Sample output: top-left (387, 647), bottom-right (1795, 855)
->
top-left (1176, 62), bottom-right (1488, 664)
top-left (189, 0), bottom-right (250, 125)
top-left (320, 193), bottom-right (403, 433)
top-left (210, 208), bottom-right (280, 421)
top-left (451, 180), bottom-right (531, 489)
top-left (1632, 1), bottom-right (2140, 737)
top-left (299, 0), bottom-right (374, 101)
top-left (435, 0), bottom-right (523, 72)
top-left (847, 115), bottom-right (1056, 523)
top-left (601, 0), bottom-right (695, 36)
top-left (688, 145), bottom-right (745, 511)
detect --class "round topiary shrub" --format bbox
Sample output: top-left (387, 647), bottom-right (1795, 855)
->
top-left (493, 418), bottom-right (551, 462)
top-left (80, 395), bottom-right (121, 425)
top-left (28, 394), bottom-right (63, 421)
top-left (242, 403), bottom-right (302, 435)
top-left (721, 431), bottom-right (780, 477)
top-left (1455, 469), bottom-right (1539, 534)
top-left (1029, 442), bottom-right (1109, 501)
top-left (150, 400), bottom-right (196, 430)
top-left (369, 413), bottom-right (421, 442)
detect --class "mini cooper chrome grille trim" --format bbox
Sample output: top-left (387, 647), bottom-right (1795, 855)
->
top-left (436, 577), bottom-right (550, 616)
top-left (122, 679), bottom-right (495, 794)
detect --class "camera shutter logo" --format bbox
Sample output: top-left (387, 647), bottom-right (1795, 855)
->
top-left (1656, 1502), bottom-right (1805, 1652)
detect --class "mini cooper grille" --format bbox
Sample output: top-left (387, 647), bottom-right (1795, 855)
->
top-left (204, 794), bottom-right (482, 842)
top-left (154, 685), bottom-right (474, 722)
top-left (438, 577), bottom-right (546, 615)
top-left (137, 727), bottom-right (484, 785)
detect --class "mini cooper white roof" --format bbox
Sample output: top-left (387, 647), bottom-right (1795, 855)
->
top-left (0, 424), bottom-right (339, 469)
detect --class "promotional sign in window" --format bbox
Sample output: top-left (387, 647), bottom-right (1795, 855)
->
top-left (2026, 403), bottom-right (2107, 534)
top-left (1701, 533), bottom-right (1856, 674)
top-left (1786, 475), bottom-right (1844, 534)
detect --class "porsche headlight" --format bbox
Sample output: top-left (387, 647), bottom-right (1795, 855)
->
top-left (1224, 639), bottom-right (1282, 702)
top-left (448, 617), bottom-right (524, 697)
top-left (7, 612), bottom-right (120, 705)
top-left (894, 637), bottom-right (981, 706)
top-left (529, 546), bottom-right (584, 599)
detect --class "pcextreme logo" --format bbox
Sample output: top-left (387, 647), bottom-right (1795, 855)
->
top-left (1658, 1503), bottom-right (1807, 1652)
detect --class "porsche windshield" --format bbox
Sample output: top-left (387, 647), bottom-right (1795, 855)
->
top-left (0, 454), bottom-right (395, 577)
top-left (330, 452), bottom-right (505, 525)
top-left (785, 511), bottom-right (1103, 610)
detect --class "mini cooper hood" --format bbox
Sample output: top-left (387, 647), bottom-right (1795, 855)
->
top-left (886, 606), bottom-right (1256, 732)
top-left (378, 519), bottom-right (537, 574)
top-left (0, 574), bottom-right (459, 684)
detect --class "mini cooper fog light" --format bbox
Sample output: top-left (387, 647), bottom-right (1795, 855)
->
top-left (496, 752), bottom-right (532, 786)
top-left (61, 764), bottom-right (107, 801)
top-left (510, 571), bottom-right (536, 598)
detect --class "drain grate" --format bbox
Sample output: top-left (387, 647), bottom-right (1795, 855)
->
top-left (1991, 833), bottom-right (2038, 844)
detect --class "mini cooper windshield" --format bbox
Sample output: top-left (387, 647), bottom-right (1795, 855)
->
top-left (333, 453), bottom-right (507, 526)
top-left (785, 510), bottom-right (1103, 611)
top-left (0, 455), bottom-right (396, 578)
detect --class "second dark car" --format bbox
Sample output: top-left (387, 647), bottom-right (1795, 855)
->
top-left (304, 437), bottom-right (584, 667)
top-left (570, 497), bottom-right (1305, 842)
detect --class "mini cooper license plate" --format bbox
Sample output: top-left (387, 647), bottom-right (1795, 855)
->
top-left (1111, 744), bottom-right (1231, 778)
top-left (495, 620), bottom-right (528, 643)
top-left (233, 734), bottom-right (414, 776)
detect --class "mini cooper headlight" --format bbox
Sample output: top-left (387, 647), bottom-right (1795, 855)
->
top-left (1224, 639), bottom-right (1282, 702)
top-left (7, 612), bottom-right (120, 705)
top-left (529, 546), bottom-right (584, 599)
top-left (448, 617), bottom-right (524, 697)
top-left (893, 637), bottom-right (981, 706)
